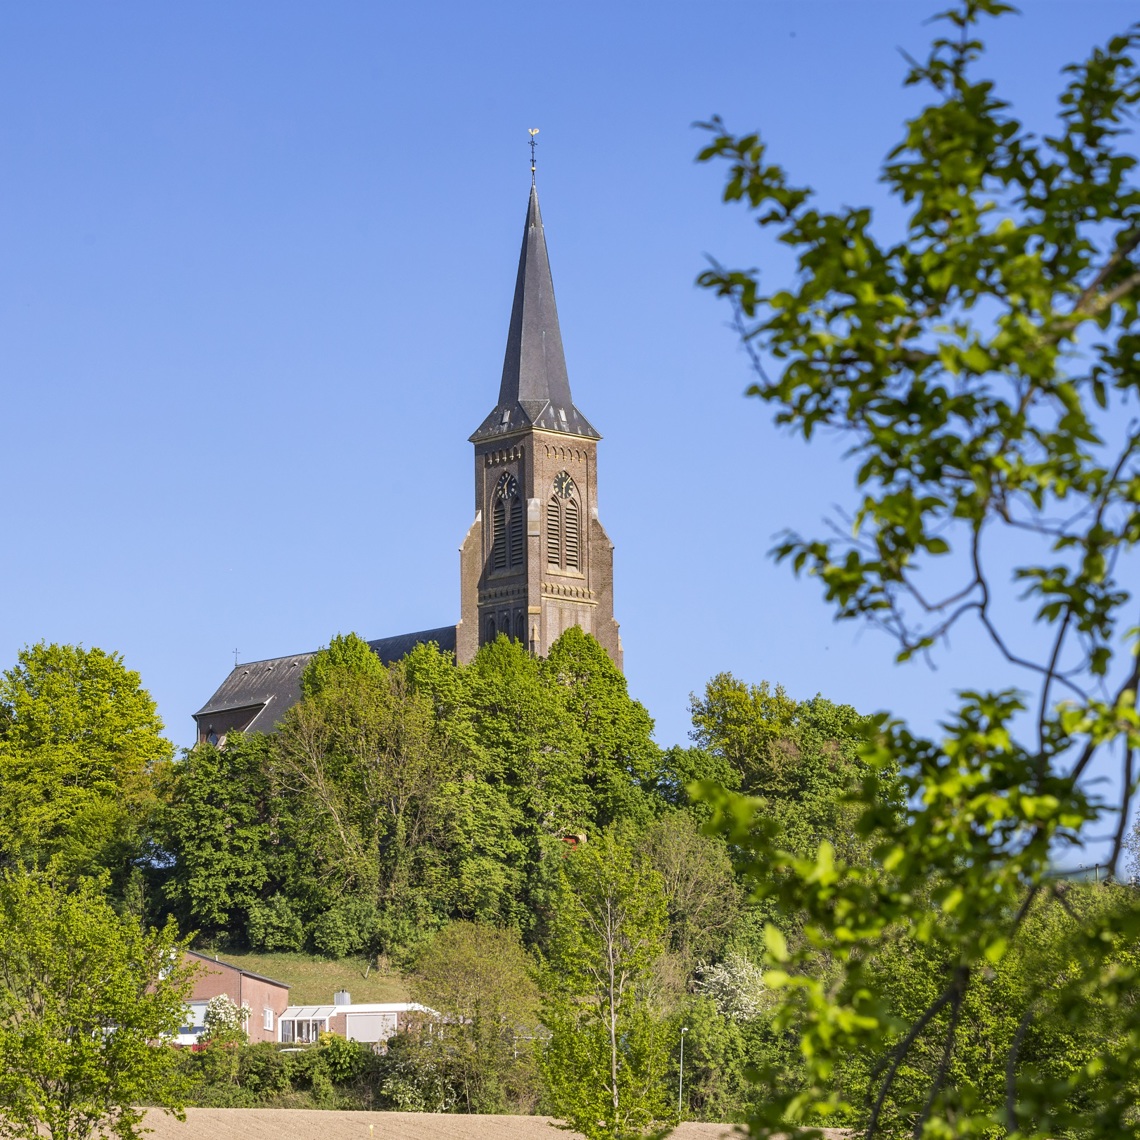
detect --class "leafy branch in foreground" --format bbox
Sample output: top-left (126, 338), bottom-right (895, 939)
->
top-left (696, 1), bottom-right (1140, 1136)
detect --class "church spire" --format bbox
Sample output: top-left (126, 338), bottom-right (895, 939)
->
top-left (471, 177), bottom-right (599, 442)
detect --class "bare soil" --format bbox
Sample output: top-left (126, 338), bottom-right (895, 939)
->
top-left (137, 1108), bottom-right (747, 1140)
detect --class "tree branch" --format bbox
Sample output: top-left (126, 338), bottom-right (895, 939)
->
top-left (911, 970), bottom-right (967, 1139)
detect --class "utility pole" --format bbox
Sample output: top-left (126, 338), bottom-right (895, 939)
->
top-left (678, 1026), bottom-right (689, 1116)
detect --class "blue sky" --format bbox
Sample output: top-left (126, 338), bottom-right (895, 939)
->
top-left (1, 0), bottom-right (1135, 802)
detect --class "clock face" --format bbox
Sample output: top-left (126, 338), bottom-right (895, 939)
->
top-left (553, 471), bottom-right (576, 499)
top-left (495, 473), bottom-right (519, 500)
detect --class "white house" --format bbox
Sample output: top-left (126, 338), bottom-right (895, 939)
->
top-left (278, 992), bottom-right (433, 1046)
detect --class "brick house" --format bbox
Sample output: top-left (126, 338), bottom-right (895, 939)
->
top-left (179, 951), bottom-right (291, 1046)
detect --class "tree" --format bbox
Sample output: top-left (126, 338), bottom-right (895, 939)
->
top-left (693, 951), bottom-right (769, 1024)
top-left (541, 827), bottom-right (673, 1140)
top-left (0, 643), bottom-right (172, 884)
top-left (300, 632), bottom-right (387, 700)
top-left (406, 921), bottom-right (541, 1113)
top-left (273, 649), bottom-right (462, 936)
top-left (690, 676), bottom-right (888, 864)
top-left (544, 627), bottom-right (662, 827)
top-left (695, 2), bottom-right (1140, 1137)
top-left (640, 811), bottom-right (740, 972)
top-left (158, 733), bottom-right (274, 942)
top-left (0, 870), bottom-right (195, 1140)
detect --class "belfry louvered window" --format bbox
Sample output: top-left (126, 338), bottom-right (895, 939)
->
top-left (493, 498), bottom-right (507, 569)
top-left (548, 471), bottom-right (582, 572)
top-left (509, 495), bottom-right (524, 567)
top-left (546, 497), bottom-right (562, 565)
top-left (492, 473), bottom-right (523, 571)
top-left (564, 497), bottom-right (580, 570)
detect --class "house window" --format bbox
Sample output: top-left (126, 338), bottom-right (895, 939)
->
top-left (263, 1008), bottom-right (274, 1032)
top-left (280, 1018), bottom-right (324, 1044)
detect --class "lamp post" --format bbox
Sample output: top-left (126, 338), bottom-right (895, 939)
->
top-left (678, 1026), bottom-right (689, 1117)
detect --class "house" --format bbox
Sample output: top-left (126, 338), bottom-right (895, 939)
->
top-left (179, 951), bottom-right (291, 1046)
top-left (278, 991), bottom-right (432, 1046)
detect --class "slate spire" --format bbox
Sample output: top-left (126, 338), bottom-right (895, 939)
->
top-left (471, 183), bottom-right (599, 441)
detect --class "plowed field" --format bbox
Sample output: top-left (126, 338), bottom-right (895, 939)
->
top-left (137, 1109), bottom-right (853, 1139)
top-left (138, 1108), bottom-right (748, 1140)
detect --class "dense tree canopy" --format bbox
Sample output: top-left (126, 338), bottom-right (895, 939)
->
top-left (0, 643), bottom-right (171, 886)
top-left (155, 630), bottom-right (670, 959)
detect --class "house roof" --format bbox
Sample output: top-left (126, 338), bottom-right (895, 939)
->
top-left (193, 626), bottom-right (458, 734)
top-left (470, 183), bottom-right (599, 443)
top-left (281, 1002), bottom-right (433, 1020)
top-left (185, 951), bottom-right (290, 990)
top-left (281, 1005), bottom-right (338, 1020)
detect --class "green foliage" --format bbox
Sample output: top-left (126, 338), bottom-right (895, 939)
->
top-left (158, 630), bottom-right (668, 960)
top-left (545, 627), bottom-right (660, 827)
top-left (0, 870), bottom-right (194, 1140)
top-left (309, 896), bottom-right (378, 959)
top-left (378, 1032), bottom-right (458, 1112)
top-left (300, 631), bottom-right (387, 699)
top-left (696, 2), bottom-right (1140, 1136)
top-left (691, 675), bottom-right (890, 865)
top-left (159, 734), bottom-right (273, 939)
top-left (541, 827), bottom-right (673, 1140)
top-left (640, 811), bottom-right (740, 971)
top-left (404, 921), bottom-right (541, 1113)
top-left (246, 893), bottom-right (305, 952)
top-left (175, 1035), bottom-right (379, 1110)
top-left (0, 643), bottom-right (171, 884)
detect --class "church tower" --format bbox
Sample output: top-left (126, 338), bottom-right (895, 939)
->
top-left (455, 181), bottom-right (622, 669)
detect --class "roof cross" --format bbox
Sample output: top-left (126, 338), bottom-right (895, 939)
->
top-left (528, 128), bottom-right (539, 183)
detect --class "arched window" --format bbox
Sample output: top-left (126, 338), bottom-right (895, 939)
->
top-left (548, 471), bottom-right (582, 572)
top-left (564, 497), bottom-right (580, 570)
top-left (492, 498), bottom-right (507, 570)
top-left (509, 496), bottom-right (524, 567)
top-left (492, 473), bottom-right (522, 572)
top-left (487, 617), bottom-right (496, 642)
top-left (515, 612), bottom-right (525, 641)
top-left (546, 497), bottom-right (562, 565)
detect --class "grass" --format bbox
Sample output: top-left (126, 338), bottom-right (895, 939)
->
top-left (198, 950), bottom-right (409, 1005)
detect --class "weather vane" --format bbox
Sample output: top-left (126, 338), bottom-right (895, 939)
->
top-left (529, 128), bottom-right (539, 183)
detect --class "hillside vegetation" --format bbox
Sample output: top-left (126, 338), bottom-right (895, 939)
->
top-left (202, 952), bottom-right (409, 1006)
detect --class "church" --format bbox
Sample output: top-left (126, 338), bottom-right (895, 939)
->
top-left (193, 177), bottom-right (622, 746)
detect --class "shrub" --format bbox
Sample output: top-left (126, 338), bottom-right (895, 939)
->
top-left (310, 897), bottom-right (377, 958)
top-left (246, 893), bottom-right (304, 951)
